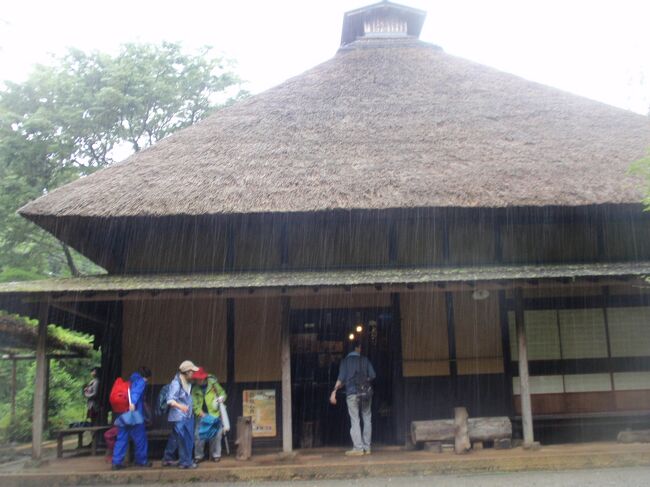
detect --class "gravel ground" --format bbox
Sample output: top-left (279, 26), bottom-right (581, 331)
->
top-left (94, 467), bottom-right (650, 487)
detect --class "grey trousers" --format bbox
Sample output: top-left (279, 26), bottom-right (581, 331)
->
top-left (194, 420), bottom-right (223, 460)
top-left (346, 394), bottom-right (372, 451)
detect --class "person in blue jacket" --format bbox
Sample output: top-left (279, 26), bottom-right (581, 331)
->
top-left (112, 366), bottom-right (152, 470)
top-left (162, 360), bottom-right (198, 469)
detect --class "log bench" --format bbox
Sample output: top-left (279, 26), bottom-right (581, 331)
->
top-left (55, 425), bottom-right (111, 458)
top-left (411, 415), bottom-right (512, 450)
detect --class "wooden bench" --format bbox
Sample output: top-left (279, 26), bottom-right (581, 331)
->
top-left (55, 425), bottom-right (111, 458)
top-left (411, 415), bottom-right (513, 451)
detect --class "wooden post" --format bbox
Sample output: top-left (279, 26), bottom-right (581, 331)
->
top-left (235, 416), bottom-right (253, 460)
top-left (454, 407), bottom-right (470, 454)
top-left (10, 357), bottom-right (17, 438)
top-left (514, 288), bottom-right (534, 447)
top-left (280, 297), bottom-right (292, 452)
top-left (32, 301), bottom-right (49, 460)
top-left (44, 357), bottom-right (51, 430)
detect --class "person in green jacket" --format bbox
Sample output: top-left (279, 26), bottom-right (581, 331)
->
top-left (192, 367), bottom-right (227, 462)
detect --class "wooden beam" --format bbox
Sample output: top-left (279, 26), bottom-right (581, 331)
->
top-left (51, 302), bottom-right (105, 326)
top-left (1, 353), bottom-right (84, 361)
top-left (32, 301), bottom-right (49, 460)
top-left (280, 296), bottom-right (292, 452)
top-left (514, 288), bottom-right (534, 447)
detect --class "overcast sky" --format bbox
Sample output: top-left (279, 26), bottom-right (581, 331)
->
top-left (1, 0), bottom-right (649, 114)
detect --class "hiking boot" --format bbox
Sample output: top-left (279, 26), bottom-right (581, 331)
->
top-left (345, 449), bottom-right (364, 456)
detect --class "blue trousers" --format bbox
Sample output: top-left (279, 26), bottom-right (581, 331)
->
top-left (112, 423), bottom-right (148, 466)
top-left (163, 418), bottom-right (194, 467)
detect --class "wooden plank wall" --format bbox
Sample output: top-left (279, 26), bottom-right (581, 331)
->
top-left (123, 298), bottom-right (227, 384)
top-left (453, 291), bottom-right (504, 375)
top-left (234, 297), bottom-right (282, 382)
top-left (400, 293), bottom-right (449, 377)
top-left (287, 215), bottom-right (391, 269)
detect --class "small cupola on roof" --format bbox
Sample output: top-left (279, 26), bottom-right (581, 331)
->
top-left (340, 0), bottom-right (426, 46)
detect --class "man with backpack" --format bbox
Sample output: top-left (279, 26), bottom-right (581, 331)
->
top-left (162, 360), bottom-right (198, 469)
top-left (111, 366), bottom-right (152, 470)
top-left (329, 339), bottom-right (376, 456)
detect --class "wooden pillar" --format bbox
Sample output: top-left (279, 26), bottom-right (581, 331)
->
top-left (514, 288), bottom-right (534, 446)
top-left (44, 357), bottom-right (51, 430)
top-left (390, 292), bottom-right (406, 445)
top-left (226, 299), bottom-right (235, 387)
top-left (280, 296), bottom-right (292, 452)
top-left (32, 301), bottom-right (49, 460)
top-left (10, 357), bottom-right (17, 438)
top-left (498, 290), bottom-right (515, 417)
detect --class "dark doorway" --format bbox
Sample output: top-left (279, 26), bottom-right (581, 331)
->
top-left (290, 306), bottom-right (395, 448)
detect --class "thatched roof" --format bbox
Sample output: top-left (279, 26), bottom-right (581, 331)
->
top-left (19, 29), bottom-right (650, 221)
top-left (0, 261), bottom-right (647, 295)
top-left (0, 314), bottom-right (92, 355)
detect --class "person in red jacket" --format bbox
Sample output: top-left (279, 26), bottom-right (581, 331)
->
top-left (112, 366), bottom-right (152, 470)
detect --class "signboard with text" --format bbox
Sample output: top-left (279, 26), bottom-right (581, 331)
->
top-left (242, 389), bottom-right (276, 437)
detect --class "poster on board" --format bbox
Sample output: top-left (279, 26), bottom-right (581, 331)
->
top-left (242, 389), bottom-right (276, 437)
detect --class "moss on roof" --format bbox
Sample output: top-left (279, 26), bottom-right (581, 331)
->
top-left (0, 261), bottom-right (647, 295)
top-left (0, 313), bottom-right (92, 355)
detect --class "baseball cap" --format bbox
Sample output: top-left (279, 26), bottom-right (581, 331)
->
top-left (179, 360), bottom-right (199, 373)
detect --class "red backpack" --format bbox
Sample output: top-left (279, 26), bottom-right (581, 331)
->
top-left (109, 378), bottom-right (130, 413)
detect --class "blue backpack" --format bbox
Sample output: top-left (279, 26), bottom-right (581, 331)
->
top-left (155, 383), bottom-right (171, 417)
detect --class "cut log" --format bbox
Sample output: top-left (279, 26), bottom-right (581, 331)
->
top-left (411, 416), bottom-right (512, 445)
top-left (454, 407), bottom-right (470, 454)
top-left (618, 429), bottom-right (650, 443)
top-left (235, 416), bottom-right (253, 461)
top-left (411, 419), bottom-right (454, 445)
top-left (467, 417), bottom-right (512, 441)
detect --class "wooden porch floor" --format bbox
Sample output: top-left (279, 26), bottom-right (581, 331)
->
top-left (1, 441), bottom-right (650, 486)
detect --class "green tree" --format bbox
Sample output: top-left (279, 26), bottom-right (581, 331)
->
top-left (0, 42), bottom-right (245, 281)
top-left (0, 313), bottom-right (99, 443)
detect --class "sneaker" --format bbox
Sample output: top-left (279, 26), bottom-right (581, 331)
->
top-left (179, 463), bottom-right (198, 469)
top-left (194, 457), bottom-right (204, 464)
top-left (162, 460), bottom-right (177, 467)
top-left (364, 449), bottom-right (371, 455)
top-left (211, 457), bottom-right (221, 463)
top-left (136, 461), bottom-right (153, 467)
top-left (345, 449), bottom-right (364, 456)
top-left (111, 464), bottom-right (126, 470)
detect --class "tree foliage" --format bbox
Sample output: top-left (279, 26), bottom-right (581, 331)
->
top-left (0, 313), bottom-right (99, 443)
top-left (0, 42), bottom-right (245, 281)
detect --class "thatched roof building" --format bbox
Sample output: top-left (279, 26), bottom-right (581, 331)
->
top-left (4, 2), bottom-right (650, 459)
top-left (19, 3), bottom-right (650, 228)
